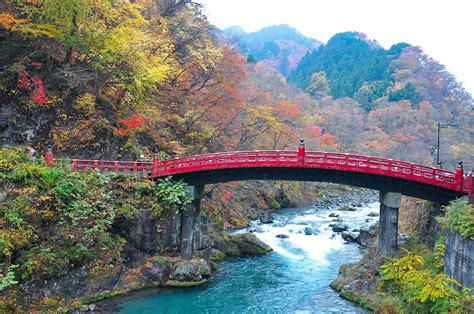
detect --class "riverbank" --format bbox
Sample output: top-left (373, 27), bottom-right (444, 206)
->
top-left (0, 151), bottom-right (379, 313)
top-left (95, 191), bottom-right (379, 313)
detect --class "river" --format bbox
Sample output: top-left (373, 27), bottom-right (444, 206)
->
top-left (105, 200), bottom-right (379, 313)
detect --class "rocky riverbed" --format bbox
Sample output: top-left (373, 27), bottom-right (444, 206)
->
top-left (96, 191), bottom-right (380, 313)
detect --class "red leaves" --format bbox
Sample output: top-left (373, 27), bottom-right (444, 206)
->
top-left (18, 71), bottom-right (31, 90)
top-left (31, 76), bottom-right (48, 106)
top-left (122, 115), bottom-right (146, 128)
top-left (223, 190), bottom-right (233, 204)
top-left (320, 133), bottom-right (338, 147)
top-left (18, 71), bottom-right (48, 106)
top-left (115, 115), bottom-right (146, 136)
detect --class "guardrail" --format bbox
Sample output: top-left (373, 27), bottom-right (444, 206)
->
top-left (150, 150), bottom-right (467, 193)
top-left (45, 149), bottom-right (471, 194)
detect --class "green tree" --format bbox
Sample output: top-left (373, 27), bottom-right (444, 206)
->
top-left (306, 71), bottom-right (330, 98)
top-left (389, 82), bottom-right (423, 107)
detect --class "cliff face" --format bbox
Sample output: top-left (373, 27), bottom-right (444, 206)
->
top-left (444, 230), bottom-right (474, 292)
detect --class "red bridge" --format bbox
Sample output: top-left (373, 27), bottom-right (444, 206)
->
top-left (45, 143), bottom-right (472, 204)
top-left (44, 142), bottom-right (473, 256)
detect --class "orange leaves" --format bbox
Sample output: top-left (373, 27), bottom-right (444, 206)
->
top-left (0, 13), bottom-right (29, 30)
top-left (320, 133), bottom-right (338, 147)
top-left (274, 101), bottom-right (302, 122)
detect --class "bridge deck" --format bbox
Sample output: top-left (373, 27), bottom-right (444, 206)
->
top-left (46, 150), bottom-right (472, 196)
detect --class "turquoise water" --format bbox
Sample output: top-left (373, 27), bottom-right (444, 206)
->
top-left (106, 203), bottom-right (379, 313)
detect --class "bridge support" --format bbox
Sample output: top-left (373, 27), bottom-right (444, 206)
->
top-left (378, 191), bottom-right (401, 255)
top-left (180, 185), bottom-right (204, 260)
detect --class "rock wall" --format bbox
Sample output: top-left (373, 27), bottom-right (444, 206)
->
top-left (444, 230), bottom-right (474, 292)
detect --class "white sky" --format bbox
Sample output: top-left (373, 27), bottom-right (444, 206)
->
top-left (198, 0), bottom-right (474, 96)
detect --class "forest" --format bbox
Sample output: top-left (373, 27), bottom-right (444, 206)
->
top-left (0, 0), bottom-right (473, 312)
top-left (0, 1), bottom-right (473, 168)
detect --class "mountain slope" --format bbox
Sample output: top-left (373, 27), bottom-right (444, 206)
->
top-left (223, 24), bottom-right (321, 76)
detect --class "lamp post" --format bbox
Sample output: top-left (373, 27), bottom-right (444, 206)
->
top-left (436, 122), bottom-right (457, 167)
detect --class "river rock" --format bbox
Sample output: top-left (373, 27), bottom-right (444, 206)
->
top-left (359, 226), bottom-right (377, 247)
top-left (195, 258), bottom-right (212, 278)
top-left (170, 261), bottom-right (201, 281)
top-left (331, 223), bottom-right (349, 233)
top-left (332, 218), bottom-right (343, 222)
top-left (304, 227), bottom-right (320, 235)
top-left (338, 205), bottom-right (357, 211)
top-left (211, 236), bottom-right (240, 257)
top-left (342, 231), bottom-right (359, 243)
top-left (259, 215), bottom-right (274, 224)
top-left (367, 212), bottom-right (379, 217)
top-left (329, 213), bottom-right (339, 218)
top-left (170, 259), bottom-right (211, 282)
top-left (230, 233), bottom-right (273, 255)
top-left (276, 234), bottom-right (289, 239)
top-left (141, 261), bottom-right (171, 284)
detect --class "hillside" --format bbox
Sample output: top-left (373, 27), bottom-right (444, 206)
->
top-left (223, 24), bottom-right (321, 76)
top-left (0, 1), bottom-right (473, 311)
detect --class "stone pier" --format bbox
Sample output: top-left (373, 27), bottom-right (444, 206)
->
top-left (180, 185), bottom-right (204, 260)
top-left (378, 191), bottom-right (401, 254)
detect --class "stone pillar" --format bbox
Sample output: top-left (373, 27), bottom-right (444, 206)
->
top-left (379, 191), bottom-right (401, 254)
top-left (444, 230), bottom-right (474, 294)
top-left (180, 185), bottom-right (204, 260)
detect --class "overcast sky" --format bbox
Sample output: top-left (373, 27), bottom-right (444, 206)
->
top-left (198, 0), bottom-right (474, 96)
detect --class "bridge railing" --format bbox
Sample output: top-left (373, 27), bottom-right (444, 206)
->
top-left (151, 150), bottom-right (465, 192)
top-left (50, 158), bottom-right (152, 174)
top-left (44, 148), bottom-right (470, 195)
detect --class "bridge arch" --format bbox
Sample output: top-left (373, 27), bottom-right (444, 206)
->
top-left (45, 144), bottom-right (473, 258)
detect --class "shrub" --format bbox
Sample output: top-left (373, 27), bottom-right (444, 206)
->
top-left (155, 177), bottom-right (191, 212)
top-left (437, 197), bottom-right (474, 239)
top-left (379, 248), bottom-right (473, 312)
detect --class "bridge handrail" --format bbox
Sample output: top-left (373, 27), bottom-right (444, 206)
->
top-left (44, 150), bottom-right (470, 195)
top-left (151, 150), bottom-right (465, 193)
top-left (52, 158), bottom-right (152, 173)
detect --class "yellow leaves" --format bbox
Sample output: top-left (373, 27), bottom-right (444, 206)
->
top-left (74, 93), bottom-right (96, 116)
top-left (380, 247), bottom-right (472, 310)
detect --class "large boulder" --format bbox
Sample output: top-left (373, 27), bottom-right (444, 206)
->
top-left (331, 223), bottom-right (349, 233)
top-left (259, 214), bottom-right (275, 224)
top-left (359, 226), bottom-right (377, 247)
top-left (341, 231), bottom-right (359, 243)
top-left (141, 260), bottom-right (171, 285)
top-left (230, 233), bottom-right (273, 256)
top-left (170, 258), bottom-right (211, 282)
top-left (211, 236), bottom-right (240, 257)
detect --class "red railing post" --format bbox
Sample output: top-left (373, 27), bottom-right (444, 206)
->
top-left (45, 145), bottom-right (54, 168)
top-left (151, 148), bottom-right (160, 178)
top-left (298, 139), bottom-right (305, 165)
top-left (455, 161), bottom-right (464, 192)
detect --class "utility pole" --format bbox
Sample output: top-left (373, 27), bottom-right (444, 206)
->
top-left (436, 122), bottom-right (457, 167)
